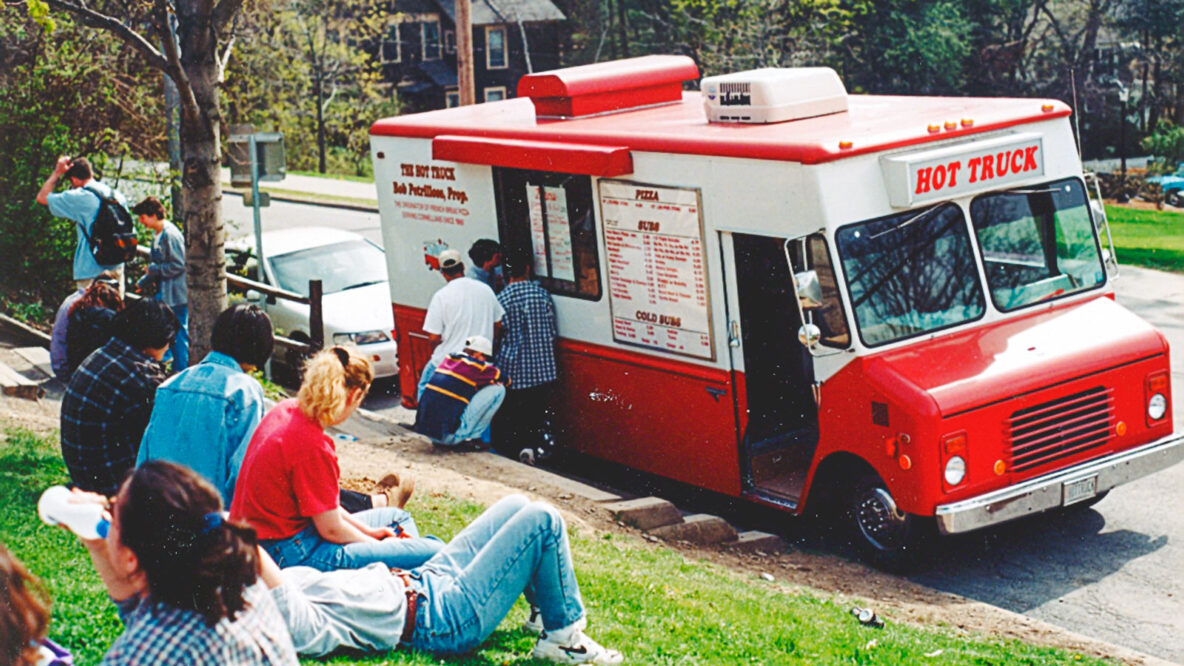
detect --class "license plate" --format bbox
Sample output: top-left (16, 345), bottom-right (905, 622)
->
top-left (1063, 476), bottom-right (1098, 506)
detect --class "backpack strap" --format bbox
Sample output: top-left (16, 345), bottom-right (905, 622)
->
top-left (74, 184), bottom-right (107, 248)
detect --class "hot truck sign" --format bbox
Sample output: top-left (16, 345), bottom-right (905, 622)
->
top-left (881, 133), bottom-right (1045, 207)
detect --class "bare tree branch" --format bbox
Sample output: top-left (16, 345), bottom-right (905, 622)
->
top-left (43, 0), bottom-right (168, 70)
top-left (157, 0), bottom-right (201, 127)
top-left (217, 33), bottom-right (235, 83)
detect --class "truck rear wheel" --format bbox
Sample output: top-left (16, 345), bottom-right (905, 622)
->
top-left (848, 475), bottom-right (932, 572)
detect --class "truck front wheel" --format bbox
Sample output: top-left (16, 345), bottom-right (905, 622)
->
top-left (848, 476), bottom-right (932, 572)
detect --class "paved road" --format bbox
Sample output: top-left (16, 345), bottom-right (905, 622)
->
top-left (911, 266), bottom-right (1184, 665)
top-left (221, 194), bottom-right (383, 246)
top-left (226, 197), bottom-right (1184, 663)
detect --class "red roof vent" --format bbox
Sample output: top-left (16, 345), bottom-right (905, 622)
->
top-left (518, 55), bottom-right (700, 119)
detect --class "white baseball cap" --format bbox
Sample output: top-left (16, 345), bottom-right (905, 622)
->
top-left (464, 335), bottom-right (493, 356)
top-left (439, 249), bottom-right (463, 270)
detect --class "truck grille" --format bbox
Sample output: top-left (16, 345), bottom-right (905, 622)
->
top-left (1005, 387), bottom-right (1114, 473)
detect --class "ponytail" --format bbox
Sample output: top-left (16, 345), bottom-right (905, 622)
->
top-left (117, 462), bottom-right (259, 626)
top-left (297, 346), bottom-right (373, 427)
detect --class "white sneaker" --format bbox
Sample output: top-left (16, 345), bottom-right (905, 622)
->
top-left (532, 618), bottom-right (623, 665)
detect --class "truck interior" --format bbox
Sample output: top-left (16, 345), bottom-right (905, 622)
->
top-left (732, 233), bottom-right (819, 507)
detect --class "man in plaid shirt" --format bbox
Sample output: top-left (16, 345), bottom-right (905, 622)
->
top-left (494, 247), bottom-right (559, 462)
top-left (60, 300), bottom-right (177, 495)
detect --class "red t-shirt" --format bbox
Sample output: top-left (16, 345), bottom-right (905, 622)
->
top-left (229, 399), bottom-right (340, 540)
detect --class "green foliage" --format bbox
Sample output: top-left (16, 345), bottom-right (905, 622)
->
top-left (1141, 121), bottom-right (1184, 166)
top-left (1105, 204), bottom-right (1184, 271)
top-left (222, 0), bottom-right (397, 178)
top-left (0, 10), bottom-right (163, 319)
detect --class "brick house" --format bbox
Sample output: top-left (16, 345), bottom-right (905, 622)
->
top-left (381, 0), bottom-right (566, 110)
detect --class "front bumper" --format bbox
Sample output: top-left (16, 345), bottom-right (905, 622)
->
top-left (934, 432), bottom-right (1184, 535)
top-left (354, 340), bottom-right (399, 378)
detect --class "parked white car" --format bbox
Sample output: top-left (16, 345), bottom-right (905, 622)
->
top-left (226, 227), bottom-right (398, 378)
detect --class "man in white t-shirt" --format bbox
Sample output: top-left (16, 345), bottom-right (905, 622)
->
top-left (417, 248), bottom-right (504, 402)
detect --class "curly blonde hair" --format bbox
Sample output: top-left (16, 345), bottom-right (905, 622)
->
top-left (298, 346), bottom-right (373, 427)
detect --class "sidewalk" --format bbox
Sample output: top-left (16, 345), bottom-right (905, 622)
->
top-left (219, 168), bottom-right (378, 206)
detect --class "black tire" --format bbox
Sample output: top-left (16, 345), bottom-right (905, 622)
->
top-left (1167, 191), bottom-right (1183, 208)
top-left (847, 475), bottom-right (933, 573)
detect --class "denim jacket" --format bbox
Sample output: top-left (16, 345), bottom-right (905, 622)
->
top-left (137, 351), bottom-right (264, 504)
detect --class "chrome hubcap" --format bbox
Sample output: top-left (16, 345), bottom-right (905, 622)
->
top-left (855, 487), bottom-right (909, 551)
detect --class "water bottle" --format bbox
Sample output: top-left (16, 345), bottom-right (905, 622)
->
top-left (38, 486), bottom-right (109, 540)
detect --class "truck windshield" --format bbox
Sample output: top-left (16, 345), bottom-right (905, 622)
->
top-left (970, 178), bottom-right (1105, 311)
top-left (836, 203), bottom-right (984, 347)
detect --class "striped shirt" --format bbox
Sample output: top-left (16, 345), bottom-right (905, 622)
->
top-left (414, 353), bottom-right (502, 440)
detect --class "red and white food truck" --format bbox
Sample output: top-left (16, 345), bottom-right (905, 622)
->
top-left (370, 55), bottom-right (1184, 566)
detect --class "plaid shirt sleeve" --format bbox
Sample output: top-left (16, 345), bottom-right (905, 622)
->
top-left (60, 341), bottom-right (165, 495)
top-left (496, 282), bottom-right (559, 389)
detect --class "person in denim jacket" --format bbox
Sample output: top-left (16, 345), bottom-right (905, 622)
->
top-left (137, 304), bottom-right (273, 506)
top-left (133, 196), bottom-right (189, 370)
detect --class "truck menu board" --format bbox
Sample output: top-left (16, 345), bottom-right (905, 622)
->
top-left (599, 180), bottom-right (713, 360)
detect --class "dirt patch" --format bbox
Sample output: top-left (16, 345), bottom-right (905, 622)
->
top-left (335, 431), bottom-right (1171, 666)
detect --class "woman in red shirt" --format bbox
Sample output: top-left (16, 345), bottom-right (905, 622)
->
top-left (230, 347), bottom-right (443, 571)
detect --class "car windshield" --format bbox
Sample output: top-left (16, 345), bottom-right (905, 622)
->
top-left (835, 203), bottom-right (984, 347)
top-left (269, 239), bottom-right (387, 296)
top-left (970, 178), bottom-right (1104, 311)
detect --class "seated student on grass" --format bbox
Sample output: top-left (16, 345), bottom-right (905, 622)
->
top-left (136, 304), bottom-right (409, 512)
top-left (0, 541), bottom-right (72, 665)
top-left (414, 334), bottom-right (507, 449)
top-left (261, 494), bottom-right (622, 665)
top-left (230, 347), bottom-right (443, 572)
top-left (64, 461), bottom-right (298, 665)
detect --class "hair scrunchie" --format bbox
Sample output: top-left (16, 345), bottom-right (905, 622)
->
top-left (198, 512), bottom-right (224, 537)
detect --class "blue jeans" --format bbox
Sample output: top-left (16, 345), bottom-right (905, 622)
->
top-left (442, 384), bottom-right (505, 445)
top-left (417, 362), bottom-right (437, 402)
top-left (170, 304), bottom-right (189, 370)
top-left (159, 301), bottom-right (189, 370)
top-left (262, 507), bottom-right (444, 572)
top-left (408, 495), bottom-right (585, 655)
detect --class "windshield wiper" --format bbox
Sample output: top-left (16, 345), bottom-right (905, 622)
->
top-left (340, 280), bottom-right (385, 291)
top-left (869, 205), bottom-right (942, 240)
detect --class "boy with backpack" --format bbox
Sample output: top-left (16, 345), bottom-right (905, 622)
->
top-left (36, 156), bottom-right (135, 293)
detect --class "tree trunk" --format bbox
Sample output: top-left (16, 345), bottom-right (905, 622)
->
top-left (179, 38), bottom-right (228, 365)
top-left (315, 70), bottom-right (326, 173)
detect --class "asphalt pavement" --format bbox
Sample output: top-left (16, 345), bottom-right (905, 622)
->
top-left (911, 265), bottom-right (1184, 665)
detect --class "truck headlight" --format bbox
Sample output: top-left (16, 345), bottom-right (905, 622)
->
top-left (333, 330), bottom-right (390, 345)
top-left (1148, 393), bottom-right (1167, 421)
top-left (943, 456), bottom-right (966, 486)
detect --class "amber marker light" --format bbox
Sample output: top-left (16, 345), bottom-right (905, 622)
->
top-left (839, 140), bottom-right (854, 150)
top-left (1116, 421), bottom-right (1127, 436)
top-left (994, 460), bottom-right (1006, 475)
top-left (898, 454), bottom-right (913, 470)
top-left (927, 124), bottom-right (941, 133)
top-left (1041, 103), bottom-right (1055, 112)
top-left (944, 121), bottom-right (957, 130)
top-left (961, 118), bottom-right (974, 127)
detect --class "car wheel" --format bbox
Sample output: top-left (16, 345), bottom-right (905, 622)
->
top-left (847, 474), bottom-right (932, 572)
top-left (1167, 191), bottom-right (1183, 208)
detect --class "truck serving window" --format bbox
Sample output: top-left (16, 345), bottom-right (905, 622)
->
top-left (492, 167), bottom-right (602, 300)
top-left (970, 177), bottom-right (1105, 311)
top-left (836, 203), bottom-right (985, 347)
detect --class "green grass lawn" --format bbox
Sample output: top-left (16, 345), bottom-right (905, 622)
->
top-left (1, 426), bottom-right (1112, 665)
top-left (1105, 204), bottom-right (1184, 272)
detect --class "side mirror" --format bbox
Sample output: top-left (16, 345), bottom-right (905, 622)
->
top-left (245, 289), bottom-right (264, 304)
top-left (798, 323), bottom-right (822, 348)
top-left (794, 270), bottom-right (824, 311)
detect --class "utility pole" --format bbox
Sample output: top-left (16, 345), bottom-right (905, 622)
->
top-left (456, 0), bottom-right (475, 105)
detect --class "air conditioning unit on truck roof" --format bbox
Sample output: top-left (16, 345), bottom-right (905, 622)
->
top-left (701, 67), bottom-right (849, 123)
